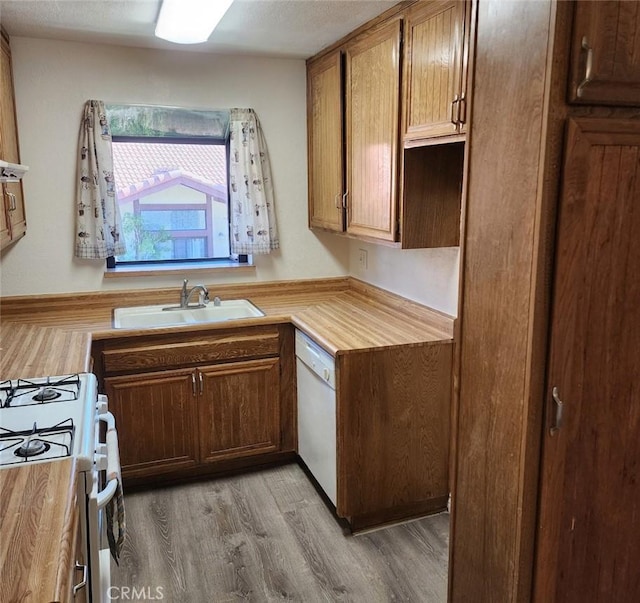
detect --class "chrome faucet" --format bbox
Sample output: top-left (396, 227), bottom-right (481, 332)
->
top-left (161, 279), bottom-right (209, 311)
top-left (180, 279), bottom-right (209, 308)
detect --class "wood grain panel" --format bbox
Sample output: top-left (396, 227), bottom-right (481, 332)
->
top-left (102, 328), bottom-right (279, 374)
top-left (569, 0), bottom-right (640, 106)
top-left (400, 141), bottom-right (464, 248)
top-left (0, 460), bottom-right (78, 603)
top-left (105, 369), bottom-right (199, 476)
top-left (403, 0), bottom-right (465, 140)
top-left (337, 343), bottom-right (452, 527)
top-left (278, 324), bottom-right (297, 452)
top-left (345, 20), bottom-right (401, 241)
top-left (451, 1), bottom-right (555, 601)
top-left (0, 34), bottom-right (19, 165)
top-left (307, 51), bottom-right (344, 232)
top-left (198, 358), bottom-right (280, 463)
top-left (534, 118), bottom-right (640, 603)
top-left (0, 322), bottom-right (91, 378)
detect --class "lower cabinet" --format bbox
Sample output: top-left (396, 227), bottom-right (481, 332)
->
top-left (97, 325), bottom-right (293, 482)
top-left (198, 358), bottom-right (280, 463)
top-left (104, 369), bottom-right (199, 476)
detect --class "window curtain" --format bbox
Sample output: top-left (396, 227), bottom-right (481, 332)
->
top-left (229, 108), bottom-right (279, 254)
top-left (74, 100), bottom-right (125, 259)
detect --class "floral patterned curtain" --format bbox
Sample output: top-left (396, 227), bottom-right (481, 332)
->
top-left (229, 108), bottom-right (279, 254)
top-left (74, 100), bottom-right (125, 259)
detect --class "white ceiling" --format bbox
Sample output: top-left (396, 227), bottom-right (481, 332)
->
top-left (0, 0), bottom-right (399, 59)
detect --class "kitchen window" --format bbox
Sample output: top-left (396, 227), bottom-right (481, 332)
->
top-left (106, 105), bottom-right (247, 269)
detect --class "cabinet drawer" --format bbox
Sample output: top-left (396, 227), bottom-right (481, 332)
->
top-left (102, 329), bottom-right (280, 374)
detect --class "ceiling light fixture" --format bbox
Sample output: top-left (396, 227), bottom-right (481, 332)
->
top-left (155, 0), bottom-right (234, 45)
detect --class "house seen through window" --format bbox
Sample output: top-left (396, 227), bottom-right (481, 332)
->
top-left (107, 105), bottom-right (232, 264)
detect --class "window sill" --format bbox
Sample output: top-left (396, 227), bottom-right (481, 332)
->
top-left (104, 260), bottom-right (256, 279)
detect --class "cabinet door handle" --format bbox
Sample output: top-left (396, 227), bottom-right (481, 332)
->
top-left (6, 192), bottom-right (16, 211)
top-left (73, 562), bottom-right (88, 596)
top-left (198, 372), bottom-right (204, 395)
top-left (191, 373), bottom-right (197, 396)
top-left (549, 386), bottom-right (564, 435)
top-left (450, 94), bottom-right (460, 126)
top-left (342, 191), bottom-right (348, 209)
top-left (576, 36), bottom-right (593, 98)
top-left (458, 93), bottom-right (467, 125)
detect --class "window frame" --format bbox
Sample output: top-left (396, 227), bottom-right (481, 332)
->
top-left (107, 133), bottom-right (246, 268)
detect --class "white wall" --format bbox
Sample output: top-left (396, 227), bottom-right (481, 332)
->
top-left (0, 37), bottom-right (349, 296)
top-left (348, 241), bottom-right (459, 316)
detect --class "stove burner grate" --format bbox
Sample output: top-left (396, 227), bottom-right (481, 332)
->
top-left (0, 374), bottom-right (80, 408)
top-left (15, 439), bottom-right (50, 458)
top-left (0, 418), bottom-right (75, 466)
top-left (33, 387), bottom-right (62, 402)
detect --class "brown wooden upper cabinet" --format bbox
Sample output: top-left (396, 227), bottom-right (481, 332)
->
top-left (569, 0), bottom-right (640, 106)
top-left (403, 0), bottom-right (469, 141)
top-left (345, 20), bottom-right (402, 242)
top-left (307, 50), bottom-right (344, 233)
top-left (306, 1), bottom-right (472, 247)
top-left (0, 30), bottom-right (27, 251)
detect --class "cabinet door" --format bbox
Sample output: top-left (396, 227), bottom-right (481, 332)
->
top-left (308, 51), bottom-right (344, 232)
top-left (0, 35), bottom-right (20, 165)
top-left (104, 369), bottom-right (198, 477)
top-left (534, 119), bottom-right (640, 602)
top-left (198, 358), bottom-right (280, 463)
top-left (403, 0), bottom-right (466, 140)
top-left (0, 185), bottom-right (10, 248)
top-left (345, 20), bottom-right (401, 242)
top-left (4, 181), bottom-right (26, 242)
top-left (569, 1), bottom-right (640, 106)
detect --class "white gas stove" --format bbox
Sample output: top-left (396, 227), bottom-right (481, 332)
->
top-left (0, 373), bottom-right (98, 471)
top-left (0, 372), bottom-right (120, 602)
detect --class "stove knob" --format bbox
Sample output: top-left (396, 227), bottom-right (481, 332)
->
top-left (97, 394), bottom-right (108, 413)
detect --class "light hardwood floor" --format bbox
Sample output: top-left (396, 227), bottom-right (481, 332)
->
top-left (112, 463), bottom-right (449, 602)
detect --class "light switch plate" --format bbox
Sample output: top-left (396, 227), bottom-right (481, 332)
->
top-left (358, 248), bottom-right (368, 270)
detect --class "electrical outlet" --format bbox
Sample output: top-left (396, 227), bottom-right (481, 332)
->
top-left (358, 248), bottom-right (368, 270)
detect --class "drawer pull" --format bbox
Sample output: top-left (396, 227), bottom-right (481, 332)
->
top-left (450, 94), bottom-right (459, 125)
top-left (550, 386), bottom-right (564, 435)
top-left (576, 37), bottom-right (593, 98)
top-left (73, 562), bottom-right (87, 595)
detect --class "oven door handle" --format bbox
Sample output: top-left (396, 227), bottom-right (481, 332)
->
top-left (95, 412), bottom-right (121, 509)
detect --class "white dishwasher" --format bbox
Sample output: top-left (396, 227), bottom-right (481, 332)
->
top-left (295, 329), bottom-right (337, 506)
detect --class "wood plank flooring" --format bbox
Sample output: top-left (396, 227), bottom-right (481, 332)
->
top-left (112, 463), bottom-right (449, 602)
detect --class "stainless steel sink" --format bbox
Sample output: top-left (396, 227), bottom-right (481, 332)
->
top-left (113, 299), bottom-right (265, 329)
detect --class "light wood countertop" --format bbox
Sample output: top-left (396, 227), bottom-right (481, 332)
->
top-left (1, 278), bottom-right (454, 374)
top-left (0, 459), bottom-right (79, 603)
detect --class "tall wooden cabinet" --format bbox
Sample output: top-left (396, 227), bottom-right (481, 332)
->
top-left (0, 29), bottom-right (26, 251)
top-left (534, 118), bottom-right (640, 603)
top-left (451, 1), bottom-right (640, 602)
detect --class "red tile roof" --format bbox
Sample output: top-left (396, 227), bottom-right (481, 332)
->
top-left (112, 141), bottom-right (227, 191)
